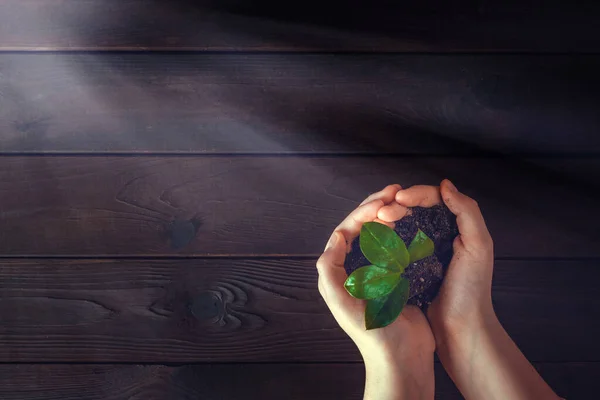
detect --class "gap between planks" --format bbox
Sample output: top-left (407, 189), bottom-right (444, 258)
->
top-left (1, 254), bottom-right (600, 261)
top-left (1, 151), bottom-right (600, 157)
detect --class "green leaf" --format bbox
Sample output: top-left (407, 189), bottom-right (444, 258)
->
top-left (365, 278), bottom-right (410, 330)
top-left (344, 265), bottom-right (401, 300)
top-left (360, 222), bottom-right (410, 272)
top-left (408, 229), bottom-right (435, 263)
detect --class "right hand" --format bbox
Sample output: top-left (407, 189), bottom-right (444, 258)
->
top-left (382, 180), bottom-right (562, 400)
top-left (378, 179), bottom-right (496, 341)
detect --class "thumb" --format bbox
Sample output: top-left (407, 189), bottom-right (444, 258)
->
top-left (440, 179), bottom-right (493, 253)
top-left (317, 231), bottom-right (352, 306)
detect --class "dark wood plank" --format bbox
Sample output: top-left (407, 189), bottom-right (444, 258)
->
top-left (0, 363), bottom-right (594, 400)
top-left (0, 156), bottom-right (597, 257)
top-left (1, 54), bottom-right (600, 154)
top-left (0, 1), bottom-right (599, 52)
top-left (0, 259), bottom-right (598, 362)
top-left (1, 363), bottom-right (594, 400)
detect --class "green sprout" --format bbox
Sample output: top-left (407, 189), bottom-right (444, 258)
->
top-left (344, 222), bottom-right (435, 330)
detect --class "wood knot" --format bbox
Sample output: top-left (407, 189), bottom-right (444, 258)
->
top-left (166, 217), bottom-right (202, 249)
top-left (189, 292), bottom-right (223, 322)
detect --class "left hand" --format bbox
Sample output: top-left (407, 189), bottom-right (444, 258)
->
top-left (317, 184), bottom-right (435, 399)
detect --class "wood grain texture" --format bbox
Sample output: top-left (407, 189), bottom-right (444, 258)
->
top-left (0, 0), bottom-right (599, 52)
top-left (0, 363), bottom-right (595, 399)
top-left (1, 54), bottom-right (600, 154)
top-left (0, 259), bottom-right (598, 362)
top-left (0, 156), bottom-right (597, 257)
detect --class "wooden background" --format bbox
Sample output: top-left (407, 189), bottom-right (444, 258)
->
top-left (0, 0), bottom-right (599, 398)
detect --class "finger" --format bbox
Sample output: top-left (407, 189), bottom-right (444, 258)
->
top-left (335, 199), bottom-right (384, 245)
top-left (374, 218), bottom-right (395, 229)
top-left (440, 179), bottom-right (492, 251)
top-left (317, 231), bottom-right (361, 311)
top-left (377, 202), bottom-right (408, 222)
top-left (360, 184), bottom-right (402, 206)
top-left (320, 231), bottom-right (347, 269)
top-left (395, 185), bottom-right (442, 207)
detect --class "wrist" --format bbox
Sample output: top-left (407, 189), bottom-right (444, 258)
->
top-left (363, 347), bottom-right (435, 400)
top-left (435, 311), bottom-right (562, 400)
top-left (434, 308), bottom-right (501, 374)
top-left (363, 357), bottom-right (403, 400)
top-left (432, 303), bottom-right (498, 352)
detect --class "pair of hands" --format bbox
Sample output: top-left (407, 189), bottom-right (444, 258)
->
top-left (316, 180), bottom-right (496, 399)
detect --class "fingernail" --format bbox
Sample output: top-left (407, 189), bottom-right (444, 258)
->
top-left (445, 180), bottom-right (458, 193)
top-left (325, 232), bottom-right (339, 252)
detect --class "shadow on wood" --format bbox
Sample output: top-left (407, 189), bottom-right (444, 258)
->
top-left (3, 0), bottom-right (599, 51)
top-left (0, 363), bottom-right (595, 399)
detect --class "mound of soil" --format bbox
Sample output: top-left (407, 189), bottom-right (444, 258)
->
top-left (344, 204), bottom-right (459, 310)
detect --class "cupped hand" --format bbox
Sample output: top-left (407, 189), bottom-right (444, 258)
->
top-left (378, 180), bottom-right (496, 341)
top-left (376, 181), bottom-right (562, 400)
top-left (317, 185), bottom-right (435, 399)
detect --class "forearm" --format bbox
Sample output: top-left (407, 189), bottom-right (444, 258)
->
top-left (435, 315), bottom-right (560, 400)
top-left (363, 352), bottom-right (434, 400)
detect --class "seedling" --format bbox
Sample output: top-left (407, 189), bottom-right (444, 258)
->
top-left (344, 222), bottom-right (435, 330)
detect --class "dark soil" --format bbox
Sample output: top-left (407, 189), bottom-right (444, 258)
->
top-left (344, 204), bottom-right (459, 310)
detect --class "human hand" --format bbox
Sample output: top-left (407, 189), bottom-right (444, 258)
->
top-left (317, 185), bottom-right (435, 400)
top-left (379, 181), bottom-right (560, 400)
top-left (379, 179), bottom-right (496, 342)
